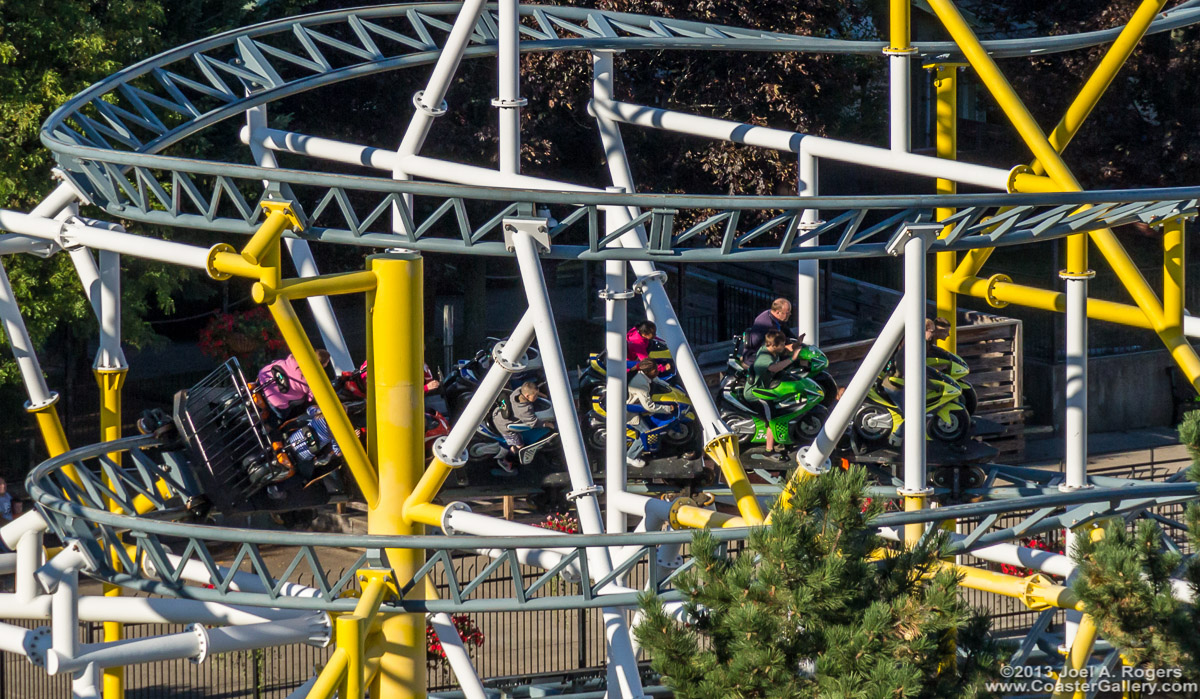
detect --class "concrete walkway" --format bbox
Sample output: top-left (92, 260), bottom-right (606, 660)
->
top-left (1023, 425), bottom-right (1191, 477)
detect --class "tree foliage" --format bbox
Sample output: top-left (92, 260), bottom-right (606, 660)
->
top-left (0, 0), bottom-right (314, 388)
top-left (635, 466), bottom-right (1000, 698)
top-left (1070, 410), bottom-right (1200, 677)
top-left (519, 0), bottom-right (886, 198)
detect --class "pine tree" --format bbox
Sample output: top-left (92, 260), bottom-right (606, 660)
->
top-left (1070, 411), bottom-right (1200, 677)
top-left (635, 466), bottom-right (1001, 698)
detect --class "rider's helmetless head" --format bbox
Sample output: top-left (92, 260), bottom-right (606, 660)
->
top-left (635, 359), bottom-right (658, 377)
top-left (763, 330), bottom-right (788, 354)
top-left (770, 298), bottom-right (791, 322)
top-left (636, 320), bottom-right (656, 340)
top-left (518, 381), bottom-right (540, 401)
top-left (925, 317), bottom-right (951, 342)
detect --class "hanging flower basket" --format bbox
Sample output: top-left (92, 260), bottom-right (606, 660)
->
top-left (199, 307), bottom-right (286, 366)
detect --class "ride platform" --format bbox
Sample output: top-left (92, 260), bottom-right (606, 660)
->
top-left (849, 438), bottom-right (1000, 467)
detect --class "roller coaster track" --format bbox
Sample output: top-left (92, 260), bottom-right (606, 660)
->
top-left (37, 3), bottom-right (1200, 261)
top-left (28, 434), bottom-right (1199, 614)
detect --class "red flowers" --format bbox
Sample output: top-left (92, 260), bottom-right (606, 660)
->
top-left (535, 511), bottom-right (580, 534)
top-left (198, 307), bottom-right (285, 364)
top-left (999, 535), bottom-right (1063, 577)
top-left (426, 615), bottom-right (485, 660)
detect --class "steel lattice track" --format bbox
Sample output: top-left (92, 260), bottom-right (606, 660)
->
top-left (36, 3), bottom-right (1200, 261)
top-left (27, 434), bottom-right (1200, 613)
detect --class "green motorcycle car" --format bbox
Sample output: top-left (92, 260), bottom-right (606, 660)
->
top-left (718, 368), bottom-right (829, 448)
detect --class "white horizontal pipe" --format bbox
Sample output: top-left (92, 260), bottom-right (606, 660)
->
top-left (241, 126), bottom-right (395, 170)
top-left (0, 511), bottom-right (48, 549)
top-left (0, 621), bottom-right (36, 656)
top-left (877, 527), bottom-right (1075, 579)
top-left (0, 592), bottom-right (309, 626)
top-left (49, 614), bottom-right (328, 675)
top-left (444, 509), bottom-right (581, 577)
top-left (429, 612), bottom-right (488, 699)
top-left (77, 597), bottom-right (312, 626)
top-left (48, 630), bottom-right (203, 675)
top-left (0, 211), bottom-right (212, 269)
top-left (0, 235), bottom-right (56, 256)
top-left (1184, 314), bottom-right (1200, 338)
top-left (590, 99), bottom-right (1012, 190)
top-left (241, 126), bottom-right (600, 194)
top-left (610, 491), bottom-right (672, 532)
top-left (201, 613), bottom-right (330, 656)
top-left (145, 554), bottom-right (321, 598)
top-left (402, 155), bottom-right (597, 193)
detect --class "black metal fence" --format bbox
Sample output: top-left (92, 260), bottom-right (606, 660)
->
top-left (0, 553), bottom-right (657, 698)
top-left (2, 453), bottom-right (1192, 696)
top-left (681, 279), bottom-right (775, 346)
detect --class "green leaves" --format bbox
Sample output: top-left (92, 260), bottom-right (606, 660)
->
top-left (1072, 416), bottom-right (1200, 676)
top-left (636, 466), bottom-right (1000, 697)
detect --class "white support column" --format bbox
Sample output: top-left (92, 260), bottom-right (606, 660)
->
top-left (246, 102), bottom-right (354, 373)
top-left (67, 246), bottom-right (101, 319)
top-left (1060, 267), bottom-right (1093, 648)
top-left (96, 250), bottom-right (126, 371)
top-left (392, 0), bottom-right (489, 235)
top-left (435, 312), bottom-right (536, 461)
top-left (902, 231), bottom-right (929, 493)
top-left (591, 50), bottom-right (727, 440)
top-left (495, 0), bottom-right (524, 175)
top-left (603, 202), bottom-right (630, 537)
top-left (509, 227), bottom-right (645, 699)
top-left (803, 302), bottom-right (905, 471)
top-left (396, 0), bottom-right (490, 161)
top-left (797, 150), bottom-right (820, 345)
top-left (889, 51), bottom-right (912, 152)
top-left (1062, 272), bottom-right (1092, 491)
top-left (0, 257), bottom-right (56, 409)
top-left (14, 530), bottom-right (42, 604)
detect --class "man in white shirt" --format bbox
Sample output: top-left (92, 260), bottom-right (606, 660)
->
top-left (626, 360), bottom-right (672, 468)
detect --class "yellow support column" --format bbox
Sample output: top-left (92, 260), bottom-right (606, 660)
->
top-left (1164, 216), bottom-right (1186, 332)
top-left (926, 0), bottom-right (1200, 390)
top-left (96, 367), bottom-right (128, 699)
top-left (950, 0), bottom-right (1165, 284)
top-left (28, 397), bottom-right (70, 459)
top-left (931, 62), bottom-right (962, 352)
top-left (903, 492), bottom-right (927, 548)
top-left (366, 252), bottom-right (426, 699)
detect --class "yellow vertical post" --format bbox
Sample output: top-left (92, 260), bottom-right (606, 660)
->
top-left (367, 252), bottom-right (426, 699)
top-left (337, 614), bottom-right (365, 699)
top-left (903, 493), bottom-right (926, 548)
top-left (96, 367), bottom-right (128, 699)
top-left (890, 0), bottom-right (910, 51)
top-left (931, 62), bottom-right (960, 352)
top-left (1164, 216), bottom-right (1186, 332)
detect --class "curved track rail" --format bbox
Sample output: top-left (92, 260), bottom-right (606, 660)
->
top-left (28, 435), bottom-right (1200, 614)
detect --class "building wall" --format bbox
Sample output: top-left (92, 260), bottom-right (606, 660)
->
top-left (1025, 349), bottom-right (1179, 434)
